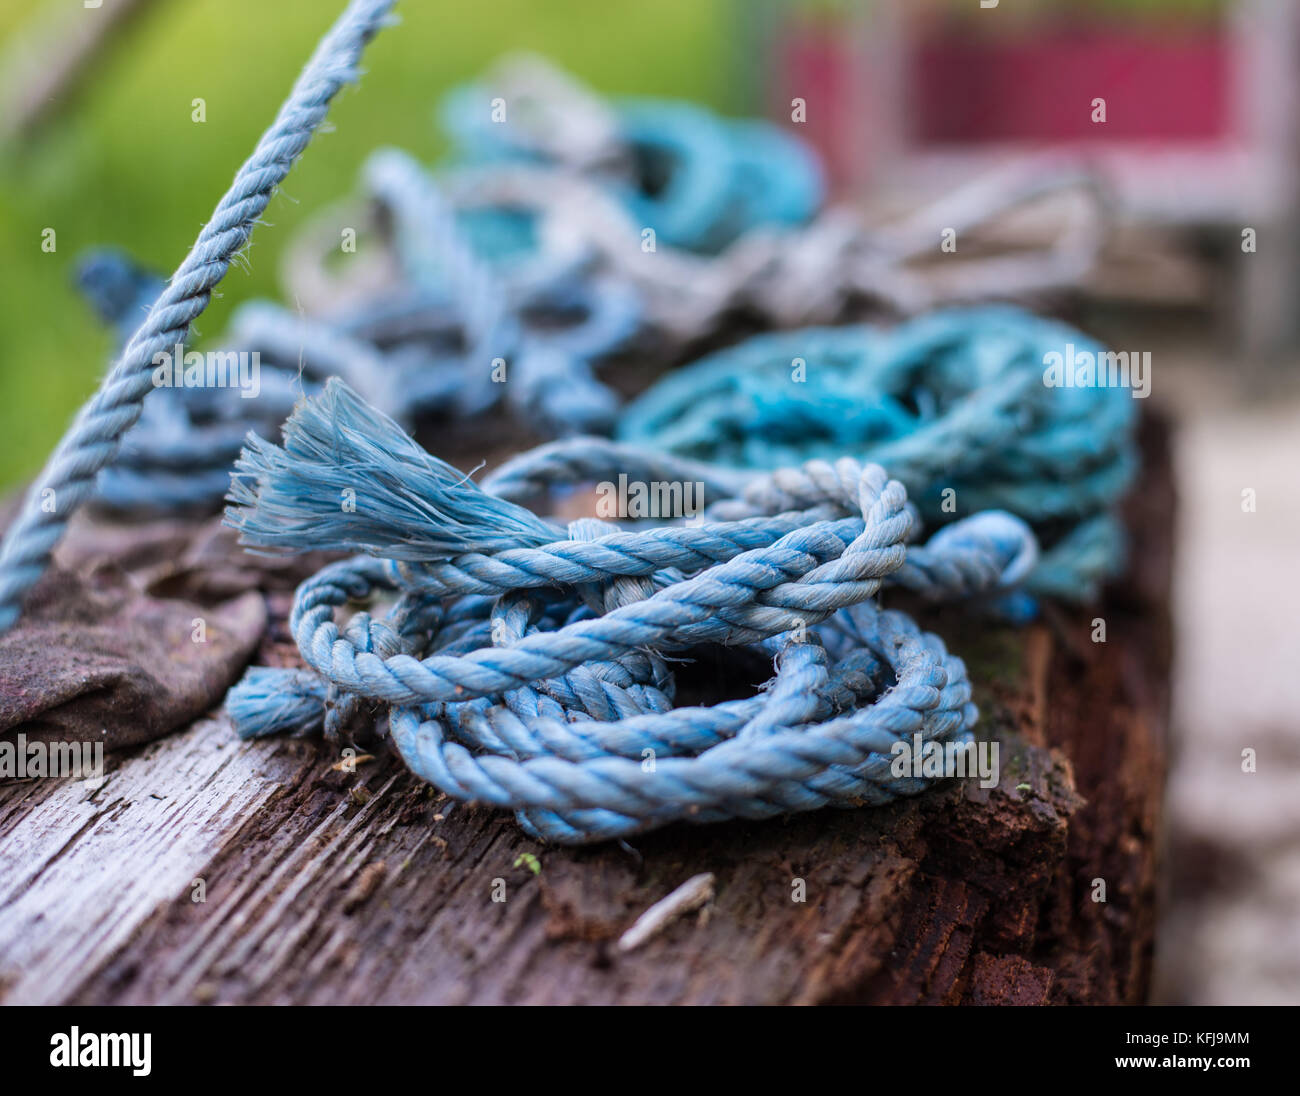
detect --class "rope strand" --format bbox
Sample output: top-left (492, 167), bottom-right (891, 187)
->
top-left (0, 0), bottom-right (397, 632)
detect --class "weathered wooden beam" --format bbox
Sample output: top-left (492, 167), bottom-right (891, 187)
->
top-left (0, 416), bottom-right (1171, 1005)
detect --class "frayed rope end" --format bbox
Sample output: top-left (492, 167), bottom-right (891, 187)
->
top-left (224, 378), bottom-right (560, 560)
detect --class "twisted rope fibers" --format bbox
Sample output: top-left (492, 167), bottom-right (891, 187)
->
top-left (436, 56), bottom-right (1108, 343)
top-left (67, 58), bottom-right (833, 518)
top-left (0, 0), bottom-right (399, 631)
top-left (358, 147), bottom-right (639, 431)
top-left (3, 18), bottom-right (1132, 846)
top-left (74, 254), bottom-right (360, 511)
top-left (615, 307), bottom-right (1138, 600)
top-left (223, 379), bottom-right (1039, 843)
top-left (95, 57), bottom-right (808, 507)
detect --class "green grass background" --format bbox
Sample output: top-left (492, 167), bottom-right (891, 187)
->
top-left (0, 0), bottom-right (729, 491)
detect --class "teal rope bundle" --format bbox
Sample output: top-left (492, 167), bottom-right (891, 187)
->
top-left (51, 50), bottom-right (1109, 527)
top-left (616, 307), bottom-right (1139, 600)
top-left (0, 0), bottom-right (398, 632)
top-left (432, 57), bottom-right (1107, 348)
top-left (223, 380), bottom-right (1038, 843)
top-left (440, 72), bottom-right (824, 254)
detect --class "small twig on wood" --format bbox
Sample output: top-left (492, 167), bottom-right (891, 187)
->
top-left (341, 861), bottom-right (386, 914)
top-left (330, 753), bottom-right (375, 771)
top-left (617, 872), bottom-right (715, 953)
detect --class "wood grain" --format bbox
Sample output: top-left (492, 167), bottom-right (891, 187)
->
top-left (0, 418), bottom-right (1172, 1006)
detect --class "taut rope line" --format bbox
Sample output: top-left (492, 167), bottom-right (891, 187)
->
top-left (0, 0), bottom-right (397, 633)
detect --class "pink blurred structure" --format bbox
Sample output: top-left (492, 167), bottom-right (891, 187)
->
top-left (756, 0), bottom-right (1300, 349)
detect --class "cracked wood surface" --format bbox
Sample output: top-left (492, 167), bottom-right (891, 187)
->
top-left (0, 419), bottom-right (1172, 1006)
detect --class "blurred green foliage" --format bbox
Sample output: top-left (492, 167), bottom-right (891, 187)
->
top-left (0, 0), bottom-right (726, 490)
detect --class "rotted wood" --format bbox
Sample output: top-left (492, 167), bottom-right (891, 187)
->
top-left (0, 414), bottom-right (1172, 1006)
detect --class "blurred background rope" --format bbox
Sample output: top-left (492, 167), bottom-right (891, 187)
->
top-left (435, 55), bottom-right (1109, 345)
top-left (71, 141), bottom-right (646, 513)
top-left (0, 19), bottom-right (1136, 844)
top-left (439, 53), bottom-right (826, 255)
top-left (62, 53), bottom-right (1108, 521)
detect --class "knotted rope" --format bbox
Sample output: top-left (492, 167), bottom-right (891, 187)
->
top-left (0, 0), bottom-right (398, 631)
top-left (2, 11), bottom-right (1135, 850)
top-left (223, 379), bottom-right (1038, 843)
top-left (615, 307), bottom-right (1138, 600)
top-left (62, 50), bottom-right (1109, 521)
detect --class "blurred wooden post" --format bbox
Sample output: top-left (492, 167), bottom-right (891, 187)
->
top-left (1230, 0), bottom-right (1300, 355)
top-left (0, 0), bottom-right (160, 143)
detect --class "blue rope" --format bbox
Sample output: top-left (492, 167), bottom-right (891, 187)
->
top-left (69, 146), bottom-right (646, 512)
top-left (4, 21), bottom-right (1135, 850)
top-left (440, 84), bottom-right (824, 254)
top-left (73, 253), bottom-right (301, 511)
top-left (59, 54), bottom-right (991, 524)
top-left (617, 102), bottom-right (823, 253)
top-left (360, 147), bottom-right (639, 429)
top-left (0, 0), bottom-right (399, 631)
top-left (223, 378), bottom-right (1039, 843)
top-left (615, 307), bottom-right (1138, 600)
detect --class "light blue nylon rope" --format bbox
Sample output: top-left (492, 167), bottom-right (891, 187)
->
top-left (360, 147), bottom-right (638, 432)
top-left (223, 378), bottom-right (1038, 843)
top-left (56, 61), bottom-right (838, 523)
top-left (1, 16), bottom-right (1135, 846)
top-left (0, 0), bottom-right (399, 631)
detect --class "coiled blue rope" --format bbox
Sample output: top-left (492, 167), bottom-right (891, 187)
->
top-left (0, 0), bottom-right (399, 631)
top-left (440, 79), bottom-right (824, 253)
top-left (360, 147), bottom-right (641, 429)
top-left (615, 306), bottom-right (1138, 600)
top-left (74, 253), bottom-right (312, 510)
top-left (223, 378), bottom-right (1039, 843)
